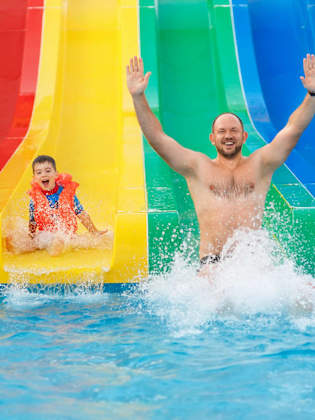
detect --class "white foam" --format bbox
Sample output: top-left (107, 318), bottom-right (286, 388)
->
top-left (2, 228), bottom-right (314, 335)
top-left (1, 280), bottom-right (108, 309)
top-left (3, 285), bottom-right (55, 310)
top-left (137, 229), bottom-right (315, 336)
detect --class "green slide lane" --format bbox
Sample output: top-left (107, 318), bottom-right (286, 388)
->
top-left (139, 0), bottom-right (314, 274)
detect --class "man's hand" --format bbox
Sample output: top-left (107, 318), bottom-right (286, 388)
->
top-left (300, 53), bottom-right (315, 93)
top-left (261, 53), bottom-right (315, 173)
top-left (126, 56), bottom-right (151, 96)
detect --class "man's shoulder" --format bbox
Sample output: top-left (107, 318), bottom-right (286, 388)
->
top-left (240, 149), bottom-right (264, 166)
top-left (194, 151), bottom-right (213, 163)
top-left (185, 151), bottom-right (215, 179)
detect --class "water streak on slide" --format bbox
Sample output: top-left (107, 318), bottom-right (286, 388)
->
top-left (0, 0), bottom-right (147, 283)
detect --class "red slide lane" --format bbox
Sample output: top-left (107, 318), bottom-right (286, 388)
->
top-left (0, 0), bottom-right (43, 170)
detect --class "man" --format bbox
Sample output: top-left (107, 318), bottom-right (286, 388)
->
top-left (126, 55), bottom-right (315, 267)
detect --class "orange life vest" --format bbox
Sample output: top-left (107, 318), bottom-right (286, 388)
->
top-left (29, 173), bottom-right (79, 234)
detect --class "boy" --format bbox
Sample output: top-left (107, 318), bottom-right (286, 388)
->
top-left (5, 155), bottom-right (110, 256)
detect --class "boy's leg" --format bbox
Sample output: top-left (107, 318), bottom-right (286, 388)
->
top-left (70, 230), bottom-right (113, 249)
top-left (47, 235), bottom-right (66, 256)
top-left (36, 232), bottom-right (67, 256)
top-left (5, 232), bottom-right (38, 254)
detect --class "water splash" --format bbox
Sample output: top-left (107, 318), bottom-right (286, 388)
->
top-left (134, 229), bottom-right (315, 336)
top-left (1, 281), bottom-right (108, 310)
top-left (3, 215), bottom-right (113, 256)
top-left (2, 227), bottom-right (314, 336)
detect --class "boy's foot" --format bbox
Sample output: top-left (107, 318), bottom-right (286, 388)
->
top-left (5, 234), bottom-right (37, 254)
top-left (47, 236), bottom-right (66, 256)
top-left (5, 235), bottom-right (16, 253)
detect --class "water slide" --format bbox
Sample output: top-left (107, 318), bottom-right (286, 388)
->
top-left (140, 0), bottom-right (314, 274)
top-left (0, 0), bottom-right (314, 284)
top-left (0, 0), bottom-right (147, 284)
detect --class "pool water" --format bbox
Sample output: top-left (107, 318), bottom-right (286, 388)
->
top-left (0, 230), bottom-right (314, 419)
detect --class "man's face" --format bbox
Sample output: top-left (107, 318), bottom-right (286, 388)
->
top-left (210, 114), bottom-right (248, 159)
top-left (33, 161), bottom-right (57, 191)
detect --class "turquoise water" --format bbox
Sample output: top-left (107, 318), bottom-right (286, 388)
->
top-left (0, 231), bottom-right (314, 419)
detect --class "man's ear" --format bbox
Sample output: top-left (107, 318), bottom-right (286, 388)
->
top-left (242, 131), bottom-right (248, 144)
top-left (210, 133), bottom-right (215, 145)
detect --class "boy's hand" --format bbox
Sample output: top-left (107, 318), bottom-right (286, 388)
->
top-left (126, 56), bottom-right (151, 97)
top-left (29, 221), bottom-right (37, 239)
top-left (93, 229), bottom-right (108, 236)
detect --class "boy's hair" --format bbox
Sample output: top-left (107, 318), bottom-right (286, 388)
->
top-left (32, 155), bottom-right (56, 172)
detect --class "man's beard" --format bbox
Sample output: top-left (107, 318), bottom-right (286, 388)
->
top-left (216, 144), bottom-right (242, 159)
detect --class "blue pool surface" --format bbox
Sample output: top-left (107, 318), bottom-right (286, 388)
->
top-left (0, 261), bottom-right (314, 420)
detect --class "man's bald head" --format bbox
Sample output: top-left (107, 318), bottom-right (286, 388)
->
top-left (211, 112), bottom-right (244, 133)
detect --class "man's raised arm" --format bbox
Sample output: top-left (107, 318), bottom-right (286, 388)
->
top-left (261, 54), bottom-right (315, 173)
top-left (126, 56), bottom-right (197, 176)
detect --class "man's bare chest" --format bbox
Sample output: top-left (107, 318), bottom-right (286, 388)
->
top-left (208, 177), bottom-right (255, 198)
top-left (190, 161), bottom-right (263, 200)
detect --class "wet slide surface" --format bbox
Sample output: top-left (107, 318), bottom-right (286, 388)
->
top-left (140, 0), bottom-right (314, 274)
top-left (0, 0), bottom-right (147, 283)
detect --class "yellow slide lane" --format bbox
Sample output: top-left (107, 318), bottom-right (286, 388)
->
top-left (0, 0), bottom-right (147, 284)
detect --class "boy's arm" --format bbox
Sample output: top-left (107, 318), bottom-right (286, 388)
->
top-left (29, 199), bottom-right (37, 238)
top-left (74, 196), bottom-right (106, 234)
top-left (260, 54), bottom-right (315, 173)
top-left (29, 222), bottom-right (37, 238)
top-left (77, 211), bottom-right (107, 234)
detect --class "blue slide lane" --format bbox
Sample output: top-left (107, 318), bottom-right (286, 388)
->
top-left (231, 0), bottom-right (315, 197)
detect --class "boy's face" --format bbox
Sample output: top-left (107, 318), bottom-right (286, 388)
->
top-left (33, 161), bottom-right (57, 191)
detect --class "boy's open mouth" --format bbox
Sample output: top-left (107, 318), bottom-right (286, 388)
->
top-left (42, 180), bottom-right (50, 188)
